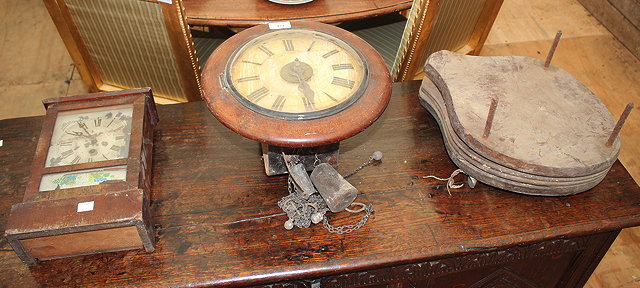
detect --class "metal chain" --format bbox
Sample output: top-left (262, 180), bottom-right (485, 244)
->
top-left (279, 152), bottom-right (381, 233)
top-left (342, 151), bottom-right (383, 179)
top-left (280, 175), bottom-right (329, 229)
top-left (287, 176), bottom-right (294, 194)
top-left (322, 203), bottom-right (374, 234)
top-left (280, 186), bottom-right (329, 229)
top-left (342, 161), bottom-right (371, 179)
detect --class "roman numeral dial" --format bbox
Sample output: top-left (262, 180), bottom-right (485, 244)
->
top-left (259, 45), bottom-right (274, 56)
top-left (237, 75), bottom-right (260, 83)
top-left (283, 39), bottom-right (294, 51)
top-left (271, 95), bottom-right (287, 111)
top-left (45, 105), bottom-right (134, 167)
top-left (226, 29), bottom-right (367, 119)
top-left (331, 77), bottom-right (355, 89)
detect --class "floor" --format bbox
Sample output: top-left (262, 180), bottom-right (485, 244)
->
top-left (1, 0), bottom-right (639, 286)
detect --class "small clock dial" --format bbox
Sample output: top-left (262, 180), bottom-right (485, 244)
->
top-left (45, 105), bottom-right (133, 168)
top-left (226, 29), bottom-right (367, 119)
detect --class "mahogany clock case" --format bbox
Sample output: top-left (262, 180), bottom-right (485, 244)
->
top-left (4, 89), bottom-right (158, 265)
top-left (202, 20), bottom-right (392, 148)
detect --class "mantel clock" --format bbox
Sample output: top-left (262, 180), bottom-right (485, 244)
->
top-left (5, 88), bottom-right (158, 265)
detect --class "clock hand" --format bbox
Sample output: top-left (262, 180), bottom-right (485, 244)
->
top-left (79, 122), bottom-right (94, 137)
top-left (65, 131), bottom-right (86, 137)
top-left (295, 73), bottom-right (315, 103)
top-left (291, 60), bottom-right (315, 105)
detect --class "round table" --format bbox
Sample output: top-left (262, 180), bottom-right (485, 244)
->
top-left (183, 0), bottom-right (412, 27)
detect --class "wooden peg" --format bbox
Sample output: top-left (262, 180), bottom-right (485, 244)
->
top-left (606, 103), bottom-right (634, 147)
top-left (544, 30), bottom-right (563, 68)
top-left (483, 98), bottom-right (499, 138)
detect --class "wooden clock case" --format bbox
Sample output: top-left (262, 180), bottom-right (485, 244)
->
top-left (4, 88), bottom-right (158, 265)
top-left (202, 21), bottom-right (391, 175)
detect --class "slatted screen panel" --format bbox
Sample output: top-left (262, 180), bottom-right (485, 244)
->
top-left (422, 0), bottom-right (486, 54)
top-left (65, 0), bottom-right (186, 101)
top-left (349, 20), bottom-right (406, 70)
top-left (391, 0), bottom-right (431, 81)
top-left (392, 0), bottom-right (491, 81)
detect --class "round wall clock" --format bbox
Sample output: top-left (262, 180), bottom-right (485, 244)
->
top-left (202, 21), bottom-right (391, 175)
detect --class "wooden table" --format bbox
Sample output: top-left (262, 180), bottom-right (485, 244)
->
top-left (183, 0), bottom-right (413, 27)
top-left (1, 81), bottom-right (639, 287)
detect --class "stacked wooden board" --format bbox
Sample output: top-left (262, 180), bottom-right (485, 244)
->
top-left (418, 50), bottom-right (621, 196)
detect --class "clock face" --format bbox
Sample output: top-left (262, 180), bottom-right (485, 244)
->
top-left (45, 105), bottom-right (133, 168)
top-left (225, 29), bottom-right (368, 120)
